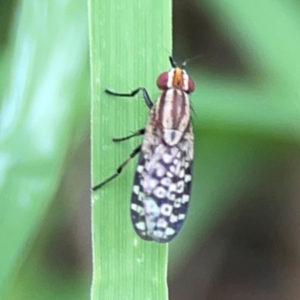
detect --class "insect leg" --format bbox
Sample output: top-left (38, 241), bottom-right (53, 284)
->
top-left (92, 145), bottom-right (141, 191)
top-left (105, 88), bottom-right (153, 109)
top-left (112, 128), bottom-right (145, 142)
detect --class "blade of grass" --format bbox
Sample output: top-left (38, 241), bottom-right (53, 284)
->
top-left (88, 0), bottom-right (171, 299)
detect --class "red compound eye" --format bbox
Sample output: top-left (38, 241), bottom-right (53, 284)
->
top-left (156, 72), bottom-right (169, 90)
top-left (188, 77), bottom-right (195, 93)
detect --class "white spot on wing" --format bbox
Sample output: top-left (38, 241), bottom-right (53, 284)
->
top-left (185, 174), bottom-right (192, 182)
top-left (131, 203), bottom-right (145, 215)
top-left (182, 194), bottom-right (189, 203)
top-left (135, 222), bottom-right (146, 230)
top-left (137, 165), bottom-right (143, 173)
top-left (157, 218), bottom-right (168, 228)
top-left (160, 204), bottom-right (173, 216)
top-left (179, 168), bottom-right (185, 178)
top-left (178, 214), bottom-right (185, 220)
top-left (154, 186), bottom-right (167, 198)
top-left (165, 227), bottom-right (176, 236)
top-left (149, 179), bottom-right (159, 189)
top-left (163, 153), bottom-right (173, 163)
top-left (156, 165), bottom-right (166, 177)
top-left (170, 214), bottom-right (178, 223)
top-left (133, 185), bottom-right (139, 195)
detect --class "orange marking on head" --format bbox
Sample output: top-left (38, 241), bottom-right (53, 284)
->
top-left (172, 68), bottom-right (184, 89)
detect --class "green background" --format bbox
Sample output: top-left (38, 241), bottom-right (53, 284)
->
top-left (0, 0), bottom-right (300, 299)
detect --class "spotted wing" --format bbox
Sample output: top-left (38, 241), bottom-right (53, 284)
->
top-left (130, 129), bottom-right (193, 243)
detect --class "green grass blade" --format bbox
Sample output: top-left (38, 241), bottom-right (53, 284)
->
top-left (88, 0), bottom-right (171, 299)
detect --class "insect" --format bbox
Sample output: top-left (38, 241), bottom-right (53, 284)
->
top-left (92, 57), bottom-right (195, 243)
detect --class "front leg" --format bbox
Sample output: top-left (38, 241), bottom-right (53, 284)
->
top-left (112, 128), bottom-right (145, 142)
top-left (105, 88), bottom-right (153, 109)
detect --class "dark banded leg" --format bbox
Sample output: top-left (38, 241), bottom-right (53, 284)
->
top-left (92, 145), bottom-right (141, 191)
top-left (105, 88), bottom-right (153, 109)
top-left (112, 128), bottom-right (145, 142)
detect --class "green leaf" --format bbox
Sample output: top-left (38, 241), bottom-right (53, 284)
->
top-left (89, 0), bottom-right (171, 299)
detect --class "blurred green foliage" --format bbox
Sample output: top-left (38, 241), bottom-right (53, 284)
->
top-left (0, 0), bottom-right (299, 299)
top-left (0, 0), bottom-right (90, 299)
top-left (169, 1), bottom-right (300, 297)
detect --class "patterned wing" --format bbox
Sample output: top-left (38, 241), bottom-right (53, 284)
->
top-left (130, 129), bottom-right (193, 243)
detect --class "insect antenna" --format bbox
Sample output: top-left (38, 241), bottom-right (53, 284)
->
top-left (169, 56), bottom-right (177, 68)
top-left (181, 54), bottom-right (203, 69)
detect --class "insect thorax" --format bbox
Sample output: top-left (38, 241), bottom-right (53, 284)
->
top-left (147, 88), bottom-right (191, 146)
